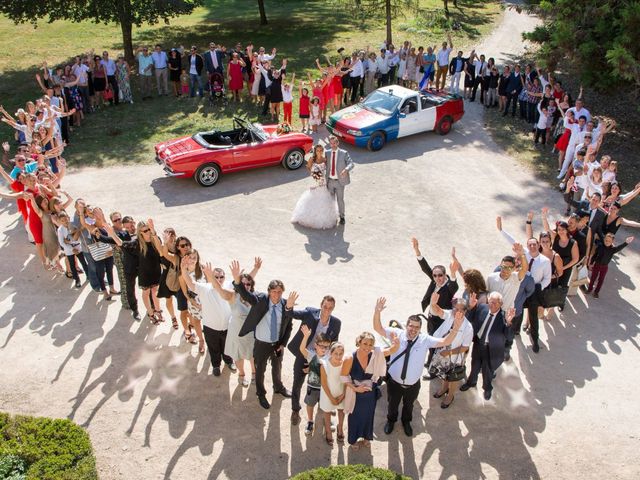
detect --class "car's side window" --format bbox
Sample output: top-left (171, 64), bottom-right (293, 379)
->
top-left (401, 97), bottom-right (418, 115)
top-left (420, 95), bottom-right (438, 110)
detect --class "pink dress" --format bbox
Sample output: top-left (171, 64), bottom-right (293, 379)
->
top-left (228, 62), bottom-right (244, 91)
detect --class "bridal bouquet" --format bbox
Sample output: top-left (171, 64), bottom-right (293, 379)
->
top-left (311, 164), bottom-right (325, 187)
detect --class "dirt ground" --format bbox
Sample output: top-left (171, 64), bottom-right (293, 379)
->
top-left (1, 3), bottom-right (639, 480)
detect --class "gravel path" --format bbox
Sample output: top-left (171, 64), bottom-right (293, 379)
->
top-left (1, 3), bottom-right (639, 479)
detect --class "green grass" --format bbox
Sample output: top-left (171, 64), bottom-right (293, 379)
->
top-left (0, 0), bottom-right (503, 168)
top-left (0, 412), bottom-right (97, 480)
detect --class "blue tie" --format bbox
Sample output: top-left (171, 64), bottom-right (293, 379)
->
top-left (270, 304), bottom-right (278, 342)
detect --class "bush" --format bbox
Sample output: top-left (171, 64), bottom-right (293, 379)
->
top-left (0, 413), bottom-right (97, 480)
top-left (0, 454), bottom-right (27, 480)
top-left (291, 464), bottom-right (411, 480)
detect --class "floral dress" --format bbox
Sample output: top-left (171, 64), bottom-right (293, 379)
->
top-left (116, 63), bottom-right (133, 102)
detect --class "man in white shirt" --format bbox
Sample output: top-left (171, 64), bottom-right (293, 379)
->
top-left (152, 44), bottom-right (169, 96)
top-left (375, 49), bottom-right (390, 87)
top-left (470, 53), bottom-right (488, 102)
top-left (524, 238), bottom-right (552, 353)
top-left (566, 98), bottom-right (591, 123)
top-left (101, 51), bottom-right (119, 105)
top-left (435, 33), bottom-right (453, 91)
top-left (486, 245), bottom-right (528, 313)
top-left (373, 296), bottom-right (464, 437)
top-left (349, 52), bottom-right (364, 103)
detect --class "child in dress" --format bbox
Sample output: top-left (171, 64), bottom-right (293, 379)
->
top-left (320, 342), bottom-right (346, 445)
top-left (299, 325), bottom-right (332, 439)
top-left (298, 82), bottom-right (310, 133)
top-left (180, 70), bottom-right (190, 96)
top-left (309, 96), bottom-right (321, 133)
top-left (282, 73), bottom-right (295, 126)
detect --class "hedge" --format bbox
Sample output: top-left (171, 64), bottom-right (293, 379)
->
top-left (291, 465), bottom-right (411, 480)
top-left (0, 412), bottom-right (97, 480)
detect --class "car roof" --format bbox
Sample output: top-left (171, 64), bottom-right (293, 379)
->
top-left (374, 85), bottom-right (420, 100)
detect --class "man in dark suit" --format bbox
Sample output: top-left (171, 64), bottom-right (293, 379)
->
top-left (460, 292), bottom-right (514, 400)
top-left (503, 64), bottom-right (523, 117)
top-left (204, 42), bottom-right (226, 76)
top-left (231, 260), bottom-right (297, 409)
top-left (287, 295), bottom-right (342, 425)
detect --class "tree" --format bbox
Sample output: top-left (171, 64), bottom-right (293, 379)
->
top-left (0, 0), bottom-right (203, 62)
top-left (257, 0), bottom-right (268, 25)
top-left (338, 0), bottom-right (416, 45)
top-left (522, 0), bottom-right (640, 94)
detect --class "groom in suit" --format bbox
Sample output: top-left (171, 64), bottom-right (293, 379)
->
top-left (460, 291), bottom-right (514, 400)
top-left (325, 135), bottom-right (355, 225)
top-left (232, 260), bottom-right (298, 410)
top-left (287, 295), bottom-right (342, 425)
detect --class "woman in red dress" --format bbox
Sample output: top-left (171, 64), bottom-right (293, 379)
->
top-left (554, 105), bottom-right (575, 171)
top-left (228, 52), bottom-right (246, 101)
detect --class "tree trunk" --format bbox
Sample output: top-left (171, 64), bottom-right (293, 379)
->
top-left (386, 0), bottom-right (392, 45)
top-left (443, 0), bottom-right (450, 18)
top-left (120, 19), bottom-right (134, 64)
top-left (258, 0), bottom-right (268, 25)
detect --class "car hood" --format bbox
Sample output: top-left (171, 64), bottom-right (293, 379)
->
top-left (329, 105), bottom-right (388, 131)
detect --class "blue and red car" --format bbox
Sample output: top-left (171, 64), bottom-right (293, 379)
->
top-left (326, 86), bottom-right (464, 151)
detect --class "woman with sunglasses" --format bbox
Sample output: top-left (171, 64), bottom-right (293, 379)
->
top-left (210, 257), bottom-right (262, 386)
top-left (104, 218), bottom-right (163, 323)
top-left (179, 250), bottom-right (207, 354)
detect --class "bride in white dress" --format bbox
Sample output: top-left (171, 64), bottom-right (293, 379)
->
top-left (291, 145), bottom-right (339, 229)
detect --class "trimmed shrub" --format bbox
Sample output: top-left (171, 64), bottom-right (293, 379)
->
top-left (0, 413), bottom-right (97, 480)
top-left (291, 464), bottom-right (411, 480)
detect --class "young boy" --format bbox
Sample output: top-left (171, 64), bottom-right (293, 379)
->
top-left (587, 232), bottom-right (634, 298)
top-left (299, 325), bottom-right (332, 436)
top-left (535, 103), bottom-right (551, 146)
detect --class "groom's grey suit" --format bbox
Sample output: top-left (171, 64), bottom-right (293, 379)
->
top-left (324, 147), bottom-right (354, 219)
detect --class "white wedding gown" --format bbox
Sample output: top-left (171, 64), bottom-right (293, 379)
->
top-left (291, 163), bottom-right (339, 229)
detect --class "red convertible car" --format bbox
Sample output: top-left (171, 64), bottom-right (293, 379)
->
top-left (155, 117), bottom-right (313, 187)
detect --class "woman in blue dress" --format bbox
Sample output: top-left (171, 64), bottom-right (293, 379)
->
top-left (341, 331), bottom-right (398, 450)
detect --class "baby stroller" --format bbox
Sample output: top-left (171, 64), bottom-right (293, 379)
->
top-left (209, 72), bottom-right (227, 105)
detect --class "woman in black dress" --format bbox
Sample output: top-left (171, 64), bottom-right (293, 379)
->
top-left (168, 49), bottom-right (182, 97)
top-left (105, 219), bottom-right (163, 324)
top-left (550, 221), bottom-right (579, 287)
top-left (157, 227), bottom-right (181, 329)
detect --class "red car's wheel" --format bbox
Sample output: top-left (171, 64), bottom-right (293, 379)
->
top-left (437, 116), bottom-right (453, 135)
top-left (282, 148), bottom-right (305, 170)
top-left (195, 163), bottom-right (221, 187)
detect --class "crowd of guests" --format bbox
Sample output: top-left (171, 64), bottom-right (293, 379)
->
top-left (1, 33), bottom-right (639, 452)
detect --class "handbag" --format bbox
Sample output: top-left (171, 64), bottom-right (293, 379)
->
top-left (541, 285), bottom-right (569, 308)
top-left (571, 264), bottom-right (590, 287)
top-left (165, 265), bottom-right (181, 292)
top-left (102, 88), bottom-right (114, 101)
top-left (88, 241), bottom-right (113, 261)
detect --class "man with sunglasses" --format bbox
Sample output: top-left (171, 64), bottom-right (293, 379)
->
top-left (374, 296), bottom-right (465, 436)
top-left (411, 237), bottom-right (459, 377)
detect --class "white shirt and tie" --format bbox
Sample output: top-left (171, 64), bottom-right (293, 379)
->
top-left (255, 301), bottom-right (282, 343)
top-left (477, 311), bottom-right (498, 344)
top-left (209, 50), bottom-right (219, 70)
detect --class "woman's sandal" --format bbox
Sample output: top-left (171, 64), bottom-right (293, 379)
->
top-left (433, 389), bottom-right (448, 399)
top-left (153, 310), bottom-right (164, 322)
top-left (198, 338), bottom-right (205, 354)
top-left (171, 317), bottom-right (179, 330)
top-left (184, 331), bottom-right (198, 344)
top-left (147, 313), bottom-right (161, 325)
top-left (325, 435), bottom-right (334, 447)
top-left (336, 433), bottom-right (345, 444)
top-left (65, 271), bottom-right (73, 279)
